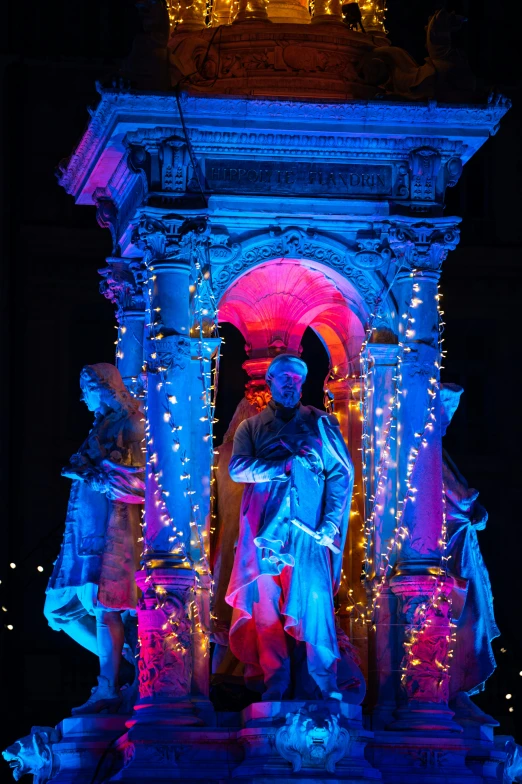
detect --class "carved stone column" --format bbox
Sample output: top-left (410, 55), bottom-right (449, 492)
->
top-left (212, 0), bottom-right (233, 25)
top-left (266, 0), bottom-right (310, 24)
top-left (311, 0), bottom-right (342, 25)
top-left (173, 0), bottom-right (208, 31)
top-left (129, 215), bottom-right (212, 728)
top-left (386, 221), bottom-right (461, 732)
top-left (361, 344), bottom-right (400, 728)
top-left (233, 0), bottom-right (269, 23)
top-left (99, 257), bottom-right (146, 395)
top-left (242, 357), bottom-right (272, 410)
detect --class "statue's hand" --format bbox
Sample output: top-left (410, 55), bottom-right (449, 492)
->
top-left (316, 521), bottom-right (339, 547)
top-left (62, 464), bottom-right (95, 482)
top-left (101, 460), bottom-right (145, 503)
top-left (294, 446), bottom-right (323, 476)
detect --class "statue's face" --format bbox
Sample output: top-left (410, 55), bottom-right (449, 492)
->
top-left (80, 376), bottom-right (103, 413)
top-left (269, 370), bottom-right (303, 408)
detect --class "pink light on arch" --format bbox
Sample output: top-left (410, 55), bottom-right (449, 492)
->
top-left (218, 258), bottom-right (365, 373)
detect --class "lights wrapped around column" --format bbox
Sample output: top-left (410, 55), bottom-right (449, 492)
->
top-left (128, 215), bottom-right (214, 727)
top-left (385, 221), bottom-right (461, 733)
top-left (311, 0), bottom-right (342, 25)
top-left (168, 0), bottom-right (207, 31)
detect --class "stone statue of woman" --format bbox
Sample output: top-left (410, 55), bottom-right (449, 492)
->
top-left (44, 364), bottom-right (145, 714)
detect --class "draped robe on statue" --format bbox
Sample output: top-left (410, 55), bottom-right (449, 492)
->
top-left (225, 402), bottom-right (353, 679)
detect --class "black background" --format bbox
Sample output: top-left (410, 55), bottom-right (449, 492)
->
top-left (1, 0), bottom-right (521, 770)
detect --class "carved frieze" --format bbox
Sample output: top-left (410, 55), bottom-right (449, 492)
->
top-left (136, 574), bottom-right (194, 701)
top-left (146, 336), bottom-right (192, 374)
top-left (391, 575), bottom-right (454, 706)
top-left (208, 226), bottom-right (396, 322)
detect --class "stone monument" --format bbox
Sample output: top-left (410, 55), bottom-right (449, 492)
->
top-left (2, 0), bottom-right (516, 781)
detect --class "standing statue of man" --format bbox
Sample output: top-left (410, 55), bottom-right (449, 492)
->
top-left (225, 355), bottom-right (358, 701)
top-left (44, 364), bottom-right (145, 714)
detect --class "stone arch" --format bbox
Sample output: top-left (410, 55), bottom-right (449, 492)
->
top-left (217, 258), bottom-right (366, 380)
top-left (210, 226), bottom-right (397, 337)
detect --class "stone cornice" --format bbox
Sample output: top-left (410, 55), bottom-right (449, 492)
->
top-left (58, 89), bottom-right (510, 204)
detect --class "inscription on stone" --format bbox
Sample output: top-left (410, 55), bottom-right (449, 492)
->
top-left (202, 159), bottom-right (392, 196)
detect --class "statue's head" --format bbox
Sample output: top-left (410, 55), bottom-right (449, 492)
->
top-left (2, 728), bottom-right (60, 784)
top-left (80, 363), bottom-right (137, 415)
top-left (266, 355), bottom-right (307, 408)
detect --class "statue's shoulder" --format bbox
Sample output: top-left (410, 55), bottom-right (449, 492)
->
top-left (303, 405), bottom-right (340, 428)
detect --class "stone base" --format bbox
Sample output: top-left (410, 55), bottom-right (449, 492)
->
top-left (3, 708), bottom-right (511, 783)
top-left (232, 700), bottom-right (380, 782)
top-left (44, 715), bottom-right (129, 783)
top-left (365, 727), bottom-right (506, 784)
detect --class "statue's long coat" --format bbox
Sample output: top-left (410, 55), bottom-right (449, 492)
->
top-left (225, 403), bottom-right (353, 671)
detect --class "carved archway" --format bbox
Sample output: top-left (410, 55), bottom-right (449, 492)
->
top-left (210, 226), bottom-right (397, 335)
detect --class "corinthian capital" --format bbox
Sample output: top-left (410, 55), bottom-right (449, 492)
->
top-left (386, 221), bottom-right (460, 272)
top-left (132, 214), bottom-right (208, 264)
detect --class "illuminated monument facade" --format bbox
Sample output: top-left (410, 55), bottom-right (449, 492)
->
top-left (2, 1), bottom-right (518, 782)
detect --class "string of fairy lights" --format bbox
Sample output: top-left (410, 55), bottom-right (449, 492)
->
top-left (330, 266), bottom-right (459, 697)
top-left (136, 231), bottom-right (220, 662)
top-left (1, 233), bottom-right (520, 718)
top-left (166, 0), bottom-right (385, 26)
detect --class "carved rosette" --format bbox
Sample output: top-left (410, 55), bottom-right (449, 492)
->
top-left (275, 704), bottom-right (351, 773)
top-left (135, 570), bottom-right (194, 702)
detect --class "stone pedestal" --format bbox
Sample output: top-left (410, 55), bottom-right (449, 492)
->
top-left (367, 730), bottom-right (482, 784)
top-left (234, 701), bottom-right (380, 781)
top-left (30, 716), bottom-right (129, 784)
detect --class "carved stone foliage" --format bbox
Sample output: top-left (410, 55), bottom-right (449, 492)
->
top-left (245, 379), bottom-right (272, 412)
top-left (275, 704), bottom-right (351, 773)
top-left (392, 576), bottom-right (454, 706)
top-left (146, 335), bottom-right (191, 374)
top-left (386, 221), bottom-right (460, 272)
top-left (132, 214), bottom-right (207, 263)
top-left (170, 24), bottom-right (381, 101)
top-left (98, 257), bottom-right (147, 315)
top-left (210, 226), bottom-right (388, 314)
top-left (2, 727), bottom-right (61, 784)
top-left (136, 577), bottom-right (193, 701)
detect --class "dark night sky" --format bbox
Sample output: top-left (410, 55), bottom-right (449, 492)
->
top-left (1, 0), bottom-right (521, 770)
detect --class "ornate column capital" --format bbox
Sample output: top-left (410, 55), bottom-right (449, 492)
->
top-left (385, 221), bottom-right (460, 273)
top-left (132, 215), bottom-right (209, 264)
top-left (98, 257), bottom-right (147, 317)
